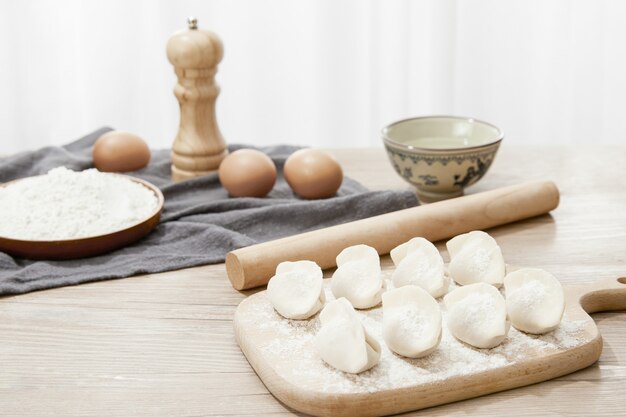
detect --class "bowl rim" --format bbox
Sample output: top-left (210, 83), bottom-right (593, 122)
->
top-left (381, 115), bottom-right (504, 153)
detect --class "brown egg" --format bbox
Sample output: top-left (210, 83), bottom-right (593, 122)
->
top-left (93, 131), bottom-right (151, 172)
top-left (284, 149), bottom-right (343, 199)
top-left (219, 149), bottom-right (277, 197)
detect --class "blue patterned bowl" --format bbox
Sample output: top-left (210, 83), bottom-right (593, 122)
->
top-left (382, 116), bottom-right (503, 201)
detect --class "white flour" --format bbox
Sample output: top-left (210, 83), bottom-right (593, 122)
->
top-left (389, 306), bottom-right (432, 340)
top-left (449, 291), bottom-right (499, 329)
top-left (0, 167), bottom-right (159, 240)
top-left (239, 276), bottom-right (588, 394)
top-left (507, 279), bottom-right (547, 311)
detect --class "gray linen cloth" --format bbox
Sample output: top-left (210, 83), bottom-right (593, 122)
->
top-left (0, 127), bottom-right (418, 295)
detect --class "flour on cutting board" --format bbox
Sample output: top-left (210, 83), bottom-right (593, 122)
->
top-left (240, 277), bottom-right (588, 394)
top-left (0, 167), bottom-right (158, 240)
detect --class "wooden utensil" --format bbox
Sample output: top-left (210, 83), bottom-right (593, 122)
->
top-left (226, 180), bottom-right (559, 290)
top-left (166, 17), bottom-right (228, 181)
top-left (0, 176), bottom-right (164, 260)
top-left (234, 275), bottom-right (626, 417)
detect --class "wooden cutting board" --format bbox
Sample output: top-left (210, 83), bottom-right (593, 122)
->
top-left (234, 270), bottom-right (626, 417)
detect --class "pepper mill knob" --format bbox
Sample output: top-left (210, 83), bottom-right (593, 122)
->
top-left (166, 17), bottom-right (228, 181)
top-left (187, 16), bottom-right (198, 30)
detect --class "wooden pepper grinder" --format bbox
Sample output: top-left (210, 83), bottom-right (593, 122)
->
top-left (166, 17), bottom-right (228, 181)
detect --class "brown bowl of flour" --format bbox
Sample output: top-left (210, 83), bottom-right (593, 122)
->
top-left (0, 167), bottom-right (164, 260)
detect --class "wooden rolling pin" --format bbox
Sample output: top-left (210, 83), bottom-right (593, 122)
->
top-left (225, 180), bottom-right (559, 290)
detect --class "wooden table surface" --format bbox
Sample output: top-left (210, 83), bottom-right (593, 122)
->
top-left (1, 145), bottom-right (625, 416)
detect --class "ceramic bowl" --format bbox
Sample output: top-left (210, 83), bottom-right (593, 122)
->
top-left (382, 116), bottom-right (503, 201)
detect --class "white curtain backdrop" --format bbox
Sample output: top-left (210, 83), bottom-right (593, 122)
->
top-left (1, 0), bottom-right (625, 153)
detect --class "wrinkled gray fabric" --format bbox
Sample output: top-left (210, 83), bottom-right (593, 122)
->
top-left (0, 127), bottom-right (418, 295)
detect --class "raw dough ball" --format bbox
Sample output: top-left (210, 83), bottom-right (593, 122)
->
top-left (93, 131), bottom-right (151, 172)
top-left (267, 260), bottom-right (325, 320)
top-left (218, 149), bottom-right (277, 197)
top-left (390, 237), bottom-right (449, 298)
top-left (504, 268), bottom-right (565, 334)
top-left (315, 297), bottom-right (381, 373)
top-left (444, 282), bottom-right (509, 348)
top-left (331, 244), bottom-right (384, 309)
top-left (446, 231), bottom-right (506, 287)
top-left (382, 285), bottom-right (442, 358)
top-left (284, 149), bottom-right (343, 199)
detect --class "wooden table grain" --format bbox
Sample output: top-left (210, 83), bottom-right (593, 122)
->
top-left (1, 145), bottom-right (625, 416)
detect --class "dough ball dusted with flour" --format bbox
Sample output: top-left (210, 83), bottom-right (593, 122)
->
top-left (390, 237), bottom-right (449, 298)
top-left (504, 268), bottom-right (565, 334)
top-left (444, 282), bottom-right (509, 348)
top-left (267, 261), bottom-right (325, 320)
top-left (331, 244), bottom-right (384, 309)
top-left (446, 231), bottom-right (506, 287)
top-left (382, 285), bottom-right (442, 358)
top-left (315, 298), bottom-right (381, 373)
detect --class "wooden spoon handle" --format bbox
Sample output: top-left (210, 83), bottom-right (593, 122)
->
top-left (576, 277), bottom-right (626, 314)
